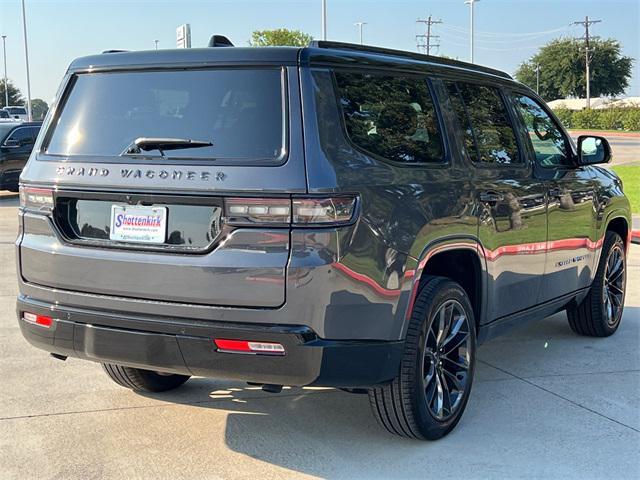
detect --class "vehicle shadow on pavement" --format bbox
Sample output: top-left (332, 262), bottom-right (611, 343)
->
top-left (135, 307), bottom-right (639, 478)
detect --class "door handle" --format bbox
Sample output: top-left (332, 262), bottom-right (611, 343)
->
top-left (479, 191), bottom-right (504, 203)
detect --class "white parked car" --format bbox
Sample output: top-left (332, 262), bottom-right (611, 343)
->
top-left (2, 106), bottom-right (28, 121)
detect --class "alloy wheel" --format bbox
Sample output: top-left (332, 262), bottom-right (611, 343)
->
top-left (422, 299), bottom-right (472, 421)
top-left (603, 244), bottom-right (625, 326)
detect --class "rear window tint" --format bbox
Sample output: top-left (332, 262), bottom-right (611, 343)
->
top-left (446, 82), bottom-right (520, 165)
top-left (334, 71), bottom-right (444, 164)
top-left (46, 69), bottom-right (286, 163)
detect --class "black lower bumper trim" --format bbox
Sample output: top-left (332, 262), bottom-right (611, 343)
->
top-left (17, 296), bottom-right (403, 388)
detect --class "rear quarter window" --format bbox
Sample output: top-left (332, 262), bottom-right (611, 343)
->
top-left (334, 71), bottom-right (444, 164)
top-left (45, 68), bottom-right (287, 164)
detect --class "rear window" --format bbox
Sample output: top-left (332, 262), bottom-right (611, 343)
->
top-left (45, 68), bottom-right (286, 163)
top-left (334, 71), bottom-right (444, 164)
top-left (6, 107), bottom-right (27, 115)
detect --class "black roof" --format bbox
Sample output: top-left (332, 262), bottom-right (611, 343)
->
top-left (68, 41), bottom-right (512, 81)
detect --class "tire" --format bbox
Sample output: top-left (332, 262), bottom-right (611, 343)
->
top-left (369, 276), bottom-right (476, 440)
top-left (102, 363), bottom-right (190, 392)
top-left (567, 231), bottom-right (627, 337)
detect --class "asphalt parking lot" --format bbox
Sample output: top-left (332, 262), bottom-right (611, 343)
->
top-left (0, 192), bottom-right (638, 479)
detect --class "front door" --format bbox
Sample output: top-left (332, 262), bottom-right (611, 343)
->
top-left (509, 92), bottom-right (597, 303)
top-left (445, 81), bottom-right (548, 322)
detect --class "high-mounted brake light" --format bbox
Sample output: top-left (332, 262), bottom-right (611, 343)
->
top-left (23, 312), bottom-right (53, 328)
top-left (214, 339), bottom-right (286, 355)
top-left (224, 196), bottom-right (357, 226)
top-left (19, 186), bottom-right (54, 213)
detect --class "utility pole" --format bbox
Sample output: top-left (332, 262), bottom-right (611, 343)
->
top-left (416, 15), bottom-right (441, 55)
top-left (321, 0), bottom-right (327, 41)
top-left (1, 35), bottom-right (8, 108)
top-left (464, 0), bottom-right (480, 63)
top-left (20, 0), bottom-right (32, 121)
top-left (354, 22), bottom-right (367, 45)
top-left (154, 40), bottom-right (159, 50)
top-left (573, 15), bottom-right (601, 109)
top-left (535, 63), bottom-right (541, 95)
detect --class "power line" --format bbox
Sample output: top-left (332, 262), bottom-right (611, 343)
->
top-left (573, 15), bottom-right (601, 109)
top-left (416, 15), bottom-right (441, 55)
top-left (439, 23), bottom-right (570, 38)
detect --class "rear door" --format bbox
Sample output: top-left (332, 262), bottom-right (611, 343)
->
top-left (19, 66), bottom-right (306, 308)
top-left (509, 92), bottom-right (597, 302)
top-left (445, 81), bottom-right (548, 321)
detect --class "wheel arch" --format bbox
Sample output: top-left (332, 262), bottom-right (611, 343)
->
top-left (402, 237), bottom-right (487, 339)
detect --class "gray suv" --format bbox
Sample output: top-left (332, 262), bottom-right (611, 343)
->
top-left (16, 41), bottom-right (631, 440)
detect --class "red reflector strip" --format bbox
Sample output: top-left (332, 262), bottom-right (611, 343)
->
top-left (214, 339), bottom-right (285, 355)
top-left (23, 312), bottom-right (53, 328)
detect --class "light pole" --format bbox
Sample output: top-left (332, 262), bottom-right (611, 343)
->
top-left (1, 35), bottom-right (8, 108)
top-left (464, 0), bottom-right (480, 63)
top-left (154, 40), bottom-right (159, 50)
top-left (535, 63), bottom-right (541, 95)
top-left (321, 0), bottom-right (327, 40)
top-left (354, 22), bottom-right (367, 45)
top-left (20, 0), bottom-right (32, 121)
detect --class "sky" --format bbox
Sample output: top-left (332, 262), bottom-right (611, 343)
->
top-left (1, 0), bottom-right (639, 104)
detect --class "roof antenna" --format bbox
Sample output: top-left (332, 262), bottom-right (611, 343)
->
top-left (208, 35), bottom-right (234, 47)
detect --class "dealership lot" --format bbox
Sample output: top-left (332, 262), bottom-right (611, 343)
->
top-left (0, 193), bottom-right (638, 479)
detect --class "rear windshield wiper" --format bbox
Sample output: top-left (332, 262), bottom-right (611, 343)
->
top-left (122, 137), bottom-right (213, 156)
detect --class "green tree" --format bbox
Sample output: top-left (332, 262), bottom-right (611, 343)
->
top-left (250, 28), bottom-right (312, 47)
top-left (515, 38), bottom-right (634, 101)
top-left (31, 99), bottom-right (49, 121)
top-left (0, 79), bottom-right (24, 108)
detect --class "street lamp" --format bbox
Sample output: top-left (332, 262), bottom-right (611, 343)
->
top-left (1, 35), bottom-right (8, 108)
top-left (321, 0), bottom-right (327, 40)
top-left (21, 0), bottom-right (32, 121)
top-left (154, 40), bottom-right (159, 50)
top-left (464, 0), bottom-right (480, 63)
top-left (354, 22), bottom-right (367, 45)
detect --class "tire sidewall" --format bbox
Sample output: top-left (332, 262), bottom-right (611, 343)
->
top-left (412, 281), bottom-right (477, 438)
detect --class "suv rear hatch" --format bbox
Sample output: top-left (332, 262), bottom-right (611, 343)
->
top-left (19, 56), bottom-right (307, 308)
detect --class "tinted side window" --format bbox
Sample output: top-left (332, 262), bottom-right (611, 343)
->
top-left (512, 94), bottom-right (569, 167)
top-left (6, 127), bottom-right (36, 145)
top-left (334, 71), bottom-right (444, 164)
top-left (447, 82), bottom-right (520, 165)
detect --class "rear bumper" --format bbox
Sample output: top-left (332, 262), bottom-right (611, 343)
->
top-left (17, 296), bottom-right (403, 387)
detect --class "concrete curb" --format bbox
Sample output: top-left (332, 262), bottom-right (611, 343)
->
top-left (568, 130), bottom-right (640, 138)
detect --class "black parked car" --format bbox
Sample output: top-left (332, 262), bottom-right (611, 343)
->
top-left (0, 122), bottom-right (42, 191)
top-left (16, 40), bottom-right (631, 440)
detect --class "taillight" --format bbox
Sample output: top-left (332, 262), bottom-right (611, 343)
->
top-left (214, 339), bottom-right (286, 355)
top-left (292, 197), bottom-right (356, 225)
top-left (224, 197), bottom-right (290, 225)
top-left (224, 196), bottom-right (357, 226)
top-left (23, 312), bottom-right (53, 328)
top-left (19, 186), bottom-right (54, 214)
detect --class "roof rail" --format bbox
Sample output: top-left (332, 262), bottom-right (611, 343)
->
top-left (101, 49), bottom-right (129, 54)
top-left (308, 40), bottom-right (512, 80)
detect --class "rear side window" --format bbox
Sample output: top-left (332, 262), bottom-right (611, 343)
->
top-left (6, 126), bottom-right (38, 146)
top-left (334, 71), bottom-right (444, 164)
top-left (45, 69), bottom-right (286, 163)
top-left (446, 82), bottom-right (520, 165)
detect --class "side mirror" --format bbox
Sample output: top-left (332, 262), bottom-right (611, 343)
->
top-left (577, 135), bottom-right (611, 165)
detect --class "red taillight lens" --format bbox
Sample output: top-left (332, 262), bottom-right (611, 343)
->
top-left (19, 186), bottom-right (54, 214)
top-left (23, 312), bottom-right (53, 328)
top-left (214, 339), bottom-right (285, 355)
top-left (224, 196), bottom-right (357, 226)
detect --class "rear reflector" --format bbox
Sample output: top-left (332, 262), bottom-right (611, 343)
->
top-left (214, 339), bottom-right (285, 355)
top-left (23, 312), bottom-right (53, 328)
